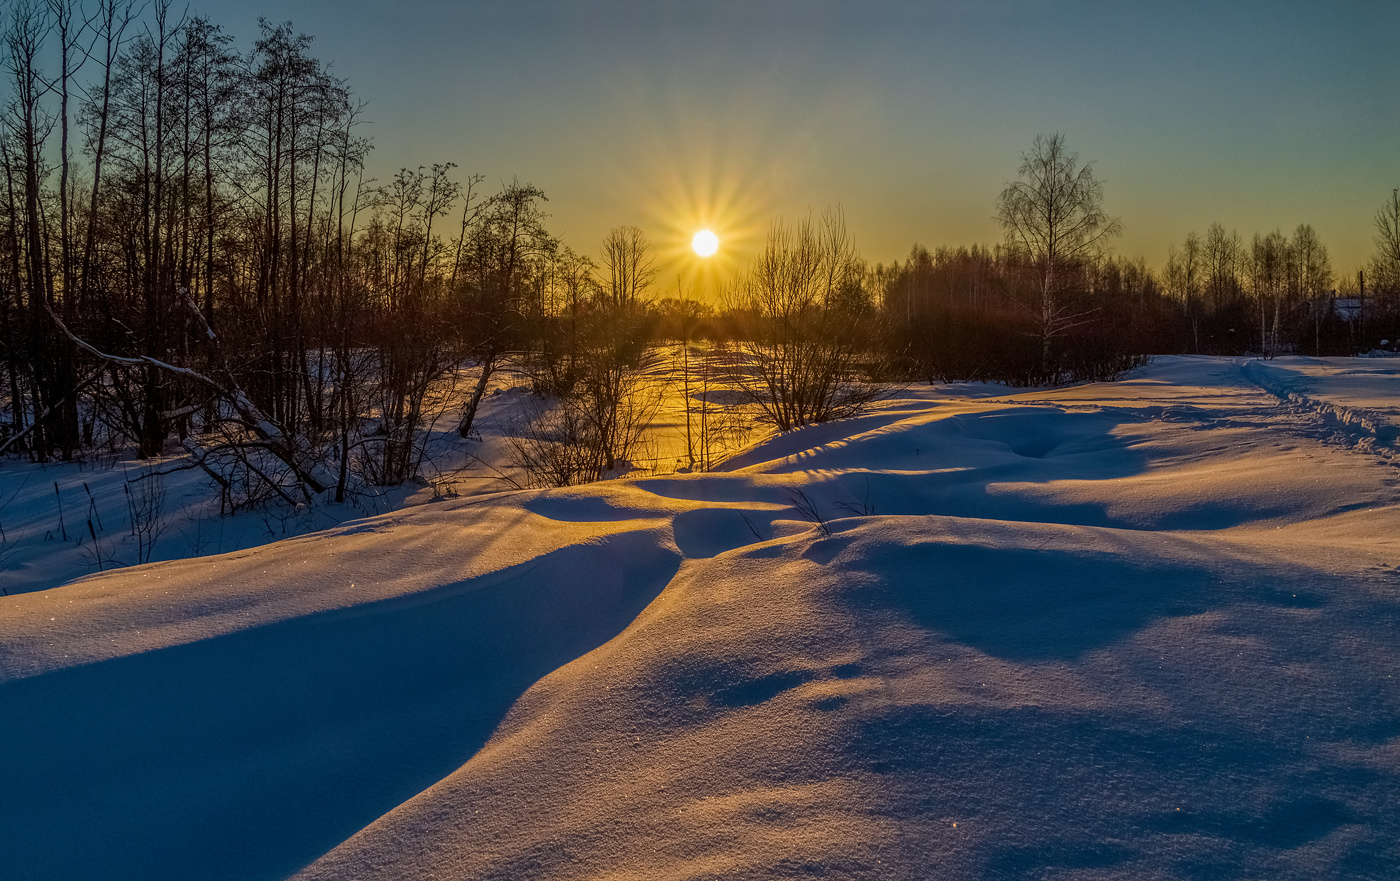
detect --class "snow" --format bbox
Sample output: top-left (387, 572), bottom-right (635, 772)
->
top-left (2, 355), bottom-right (1398, 880)
top-left (1242, 357), bottom-right (1400, 458)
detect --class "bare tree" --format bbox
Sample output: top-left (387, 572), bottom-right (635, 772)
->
top-left (1371, 187), bottom-right (1400, 300)
top-left (46, 0), bottom-right (96, 457)
top-left (996, 133), bottom-right (1122, 366)
top-left (661, 291), bottom-right (706, 469)
top-left (1289, 223), bottom-right (1331, 355)
top-left (4, 0), bottom-right (58, 459)
top-left (454, 180), bottom-right (552, 439)
top-left (598, 224), bottom-right (656, 310)
top-left (509, 225), bottom-right (660, 486)
top-left (1164, 231), bottom-right (1202, 352)
top-left (75, 0), bottom-right (135, 311)
top-left (583, 225), bottom-right (658, 473)
top-left (1202, 222), bottom-right (1244, 312)
top-left (530, 244), bottom-right (595, 396)
top-left (726, 208), bottom-right (882, 431)
top-left (1248, 230), bottom-right (1289, 357)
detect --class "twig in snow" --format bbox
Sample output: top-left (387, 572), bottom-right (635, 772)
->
top-left (788, 488), bottom-right (831, 538)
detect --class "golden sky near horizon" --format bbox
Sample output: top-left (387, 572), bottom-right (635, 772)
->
top-left (199, 0), bottom-right (1398, 292)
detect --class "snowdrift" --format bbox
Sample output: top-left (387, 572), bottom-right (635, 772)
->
top-left (2, 356), bottom-right (1398, 880)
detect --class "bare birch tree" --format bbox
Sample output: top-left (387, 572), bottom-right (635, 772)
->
top-left (996, 133), bottom-right (1122, 367)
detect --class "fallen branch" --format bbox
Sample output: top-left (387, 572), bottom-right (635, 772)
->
top-left (47, 302), bottom-right (329, 502)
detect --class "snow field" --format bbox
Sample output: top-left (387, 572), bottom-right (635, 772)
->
top-left (1, 356), bottom-right (1397, 880)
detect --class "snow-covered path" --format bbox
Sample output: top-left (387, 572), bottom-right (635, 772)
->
top-left (1241, 357), bottom-right (1400, 460)
top-left (2, 357), bottom-right (1397, 880)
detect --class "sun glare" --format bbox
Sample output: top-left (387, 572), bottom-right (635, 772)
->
top-left (692, 229), bottom-right (719, 257)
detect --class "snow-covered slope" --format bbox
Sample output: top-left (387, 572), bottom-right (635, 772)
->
top-left (3, 356), bottom-right (1398, 880)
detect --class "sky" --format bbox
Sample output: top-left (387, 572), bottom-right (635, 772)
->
top-left (195, 0), bottom-right (1399, 291)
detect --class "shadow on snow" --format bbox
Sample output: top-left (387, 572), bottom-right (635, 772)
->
top-left (0, 530), bottom-right (681, 881)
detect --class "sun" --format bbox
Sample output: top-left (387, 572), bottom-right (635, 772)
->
top-left (691, 229), bottom-right (719, 258)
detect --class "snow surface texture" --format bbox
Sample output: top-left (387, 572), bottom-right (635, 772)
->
top-left (2, 356), bottom-right (1398, 880)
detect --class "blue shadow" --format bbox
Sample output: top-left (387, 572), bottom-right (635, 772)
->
top-left (0, 530), bottom-right (680, 881)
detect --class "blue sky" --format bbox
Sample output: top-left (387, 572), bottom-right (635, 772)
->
top-left (197, 0), bottom-right (1398, 284)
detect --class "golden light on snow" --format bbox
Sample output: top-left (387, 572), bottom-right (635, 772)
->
top-left (692, 229), bottom-right (719, 257)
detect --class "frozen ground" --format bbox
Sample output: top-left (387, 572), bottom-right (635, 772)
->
top-left (1, 356), bottom-right (1398, 880)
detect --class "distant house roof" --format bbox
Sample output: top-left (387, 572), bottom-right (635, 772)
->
top-left (1333, 297), bottom-right (1363, 321)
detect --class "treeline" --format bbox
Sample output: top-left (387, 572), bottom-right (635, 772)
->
top-left (880, 134), bottom-right (1400, 385)
top-left (878, 218), bottom-right (1395, 386)
top-left (4, 3), bottom-right (1399, 495)
top-left (879, 246), bottom-right (1166, 385)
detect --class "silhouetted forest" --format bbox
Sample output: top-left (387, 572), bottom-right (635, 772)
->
top-left (4, 3), bottom-right (1399, 493)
